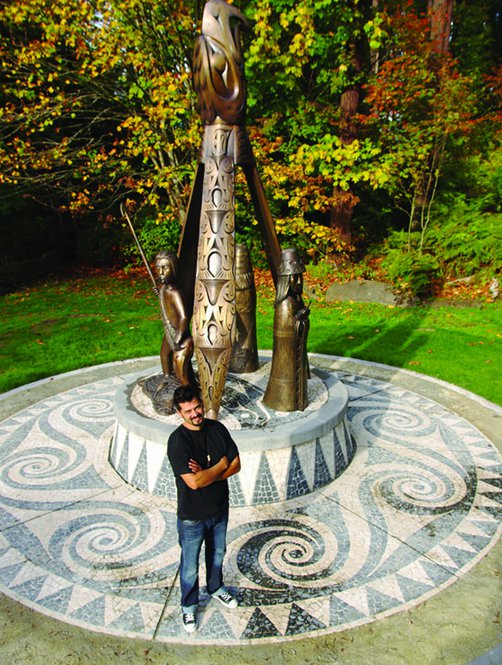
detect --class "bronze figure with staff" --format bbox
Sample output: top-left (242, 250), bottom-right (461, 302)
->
top-left (121, 205), bottom-right (196, 388)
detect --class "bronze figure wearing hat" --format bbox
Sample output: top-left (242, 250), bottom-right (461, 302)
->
top-left (263, 248), bottom-right (310, 412)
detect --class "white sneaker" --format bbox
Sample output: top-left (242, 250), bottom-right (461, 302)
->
top-left (213, 589), bottom-right (238, 608)
top-left (182, 611), bottom-right (197, 633)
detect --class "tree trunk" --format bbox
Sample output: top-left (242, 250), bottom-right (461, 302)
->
top-left (371, 0), bottom-right (380, 74)
top-left (428, 0), bottom-right (453, 55)
top-left (408, 0), bottom-right (453, 230)
top-left (329, 24), bottom-right (364, 242)
top-left (330, 86), bottom-right (360, 241)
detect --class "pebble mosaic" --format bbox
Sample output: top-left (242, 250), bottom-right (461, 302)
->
top-left (0, 366), bottom-right (500, 645)
top-left (110, 363), bottom-right (354, 504)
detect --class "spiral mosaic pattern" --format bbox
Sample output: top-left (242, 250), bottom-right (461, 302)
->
top-left (236, 517), bottom-right (338, 589)
top-left (0, 366), bottom-right (500, 645)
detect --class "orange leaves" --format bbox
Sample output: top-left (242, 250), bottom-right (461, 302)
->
top-left (274, 214), bottom-right (354, 262)
top-left (66, 189), bottom-right (92, 213)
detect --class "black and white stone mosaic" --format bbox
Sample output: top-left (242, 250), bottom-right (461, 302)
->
top-left (0, 366), bottom-right (500, 644)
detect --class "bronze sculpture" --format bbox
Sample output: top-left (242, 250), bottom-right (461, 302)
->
top-left (177, 0), bottom-right (282, 417)
top-left (230, 243), bottom-right (259, 373)
top-left (121, 205), bottom-right (195, 390)
top-left (193, 0), bottom-right (248, 126)
top-left (263, 248), bottom-right (310, 412)
top-left (121, 1), bottom-right (313, 416)
top-left (154, 251), bottom-right (196, 388)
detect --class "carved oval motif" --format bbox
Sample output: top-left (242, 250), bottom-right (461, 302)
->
top-left (212, 188), bottom-right (223, 207)
top-left (208, 251), bottom-right (222, 277)
top-left (207, 322), bottom-right (219, 345)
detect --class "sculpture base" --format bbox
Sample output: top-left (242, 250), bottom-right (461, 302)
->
top-left (110, 354), bottom-right (354, 505)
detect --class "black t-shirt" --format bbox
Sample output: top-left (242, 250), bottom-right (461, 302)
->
top-left (167, 418), bottom-right (239, 520)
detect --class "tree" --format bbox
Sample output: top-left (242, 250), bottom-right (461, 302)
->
top-left (239, 0), bottom-right (388, 259)
top-left (0, 0), bottom-right (499, 276)
top-left (428, 0), bottom-right (453, 55)
top-left (0, 0), bottom-right (200, 261)
top-left (363, 5), bottom-right (480, 250)
top-left (452, 0), bottom-right (502, 78)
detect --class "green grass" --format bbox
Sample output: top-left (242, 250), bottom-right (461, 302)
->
top-left (1, 273), bottom-right (501, 405)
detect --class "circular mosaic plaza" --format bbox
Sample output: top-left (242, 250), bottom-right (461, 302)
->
top-left (0, 359), bottom-right (500, 645)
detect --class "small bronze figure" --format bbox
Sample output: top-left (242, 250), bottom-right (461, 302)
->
top-left (230, 243), bottom-right (259, 373)
top-left (263, 248), bottom-right (310, 412)
top-left (154, 251), bottom-right (196, 387)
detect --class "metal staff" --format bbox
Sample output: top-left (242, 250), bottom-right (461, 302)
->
top-left (120, 203), bottom-right (157, 288)
top-left (120, 203), bottom-right (179, 350)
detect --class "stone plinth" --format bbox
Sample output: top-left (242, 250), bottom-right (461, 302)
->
top-left (109, 355), bottom-right (354, 505)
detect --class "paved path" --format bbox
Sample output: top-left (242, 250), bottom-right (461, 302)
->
top-left (0, 356), bottom-right (500, 664)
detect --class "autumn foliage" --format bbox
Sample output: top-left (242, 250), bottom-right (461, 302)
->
top-left (0, 0), bottom-right (500, 284)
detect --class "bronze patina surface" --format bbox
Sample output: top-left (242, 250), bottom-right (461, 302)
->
top-left (230, 243), bottom-right (259, 374)
top-left (178, 0), bottom-right (282, 416)
top-left (154, 251), bottom-right (196, 388)
top-left (263, 248), bottom-right (310, 411)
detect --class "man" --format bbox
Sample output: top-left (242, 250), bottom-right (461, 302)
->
top-left (154, 251), bottom-right (196, 387)
top-left (167, 385), bottom-right (241, 633)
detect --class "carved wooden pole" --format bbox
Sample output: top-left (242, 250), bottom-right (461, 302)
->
top-left (190, 0), bottom-right (247, 417)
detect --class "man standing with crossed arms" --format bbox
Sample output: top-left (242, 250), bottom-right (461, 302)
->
top-left (168, 385), bottom-right (241, 633)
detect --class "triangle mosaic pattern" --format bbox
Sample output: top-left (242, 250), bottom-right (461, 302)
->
top-left (110, 417), bottom-right (355, 505)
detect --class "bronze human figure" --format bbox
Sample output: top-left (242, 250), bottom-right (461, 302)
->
top-left (263, 248), bottom-right (310, 412)
top-left (230, 243), bottom-right (259, 373)
top-left (154, 251), bottom-right (196, 387)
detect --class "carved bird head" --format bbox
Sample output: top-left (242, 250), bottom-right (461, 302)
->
top-left (202, 0), bottom-right (249, 55)
top-left (194, 0), bottom-right (249, 125)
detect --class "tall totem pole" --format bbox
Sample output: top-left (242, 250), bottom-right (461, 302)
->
top-left (177, 0), bottom-right (282, 418)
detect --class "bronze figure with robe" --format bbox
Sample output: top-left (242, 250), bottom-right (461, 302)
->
top-left (263, 248), bottom-right (310, 412)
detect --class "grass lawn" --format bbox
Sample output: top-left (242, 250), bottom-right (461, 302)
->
top-left (1, 270), bottom-right (501, 405)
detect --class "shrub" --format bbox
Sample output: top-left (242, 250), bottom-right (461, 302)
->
top-left (380, 234), bottom-right (439, 299)
top-left (124, 211), bottom-right (181, 264)
top-left (429, 204), bottom-right (501, 280)
top-left (378, 200), bottom-right (501, 299)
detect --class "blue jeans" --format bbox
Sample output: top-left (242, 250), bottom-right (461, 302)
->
top-left (177, 509), bottom-right (229, 612)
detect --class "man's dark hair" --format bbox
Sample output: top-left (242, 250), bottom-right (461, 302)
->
top-left (173, 385), bottom-right (202, 411)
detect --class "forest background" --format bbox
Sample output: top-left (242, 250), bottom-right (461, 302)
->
top-left (0, 0), bottom-right (501, 300)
